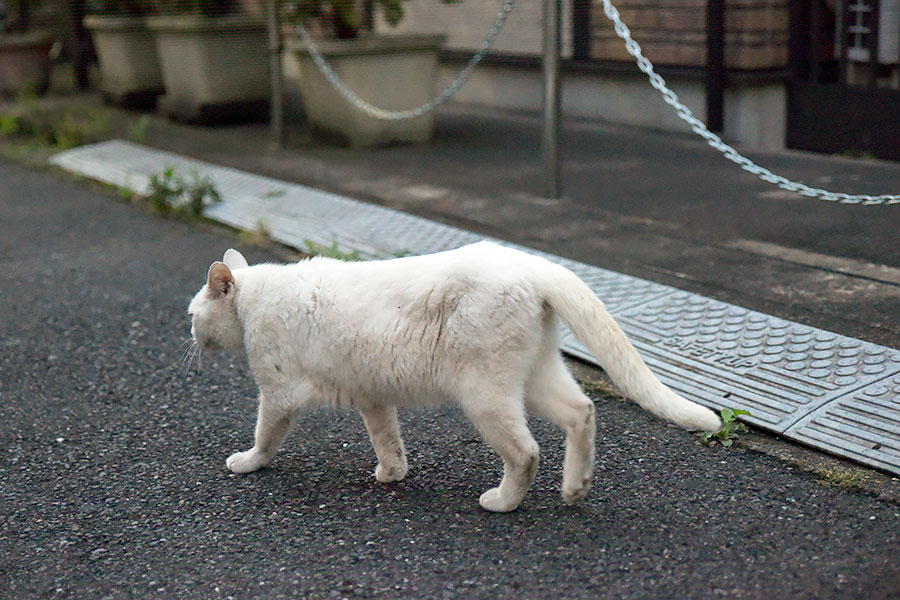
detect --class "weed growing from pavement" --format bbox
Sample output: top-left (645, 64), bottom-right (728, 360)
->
top-left (117, 186), bottom-right (135, 201)
top-left (239, 218), bottom-right (274, 248)
top-left (836, 149), bottom-right (878, 161)
top-left (0, 114), bottom-right (18, 135)
top-left (580, 378), bottom-right (622, 399)
top-left (816, 467), bottom-right (863, 488)
top-left (699, 407), bottom-right (750, 447)
top-left (0, 99), bottom-right (108, 150)
top-left (304, 239), bottom-right (364, 261)
top-left (147, 167), bottom-right (222, 217)
top-left (128, 115), bottom-right (151, 143)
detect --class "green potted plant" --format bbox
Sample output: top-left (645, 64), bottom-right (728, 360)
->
top-left (283, 0), bottom-right (453, 146)
top-left (0, 0), bottom-right (53, 96)
top-left (146, 0), bottom-right (269, 122)
top-left (83, 0), bottom-right (164, 108)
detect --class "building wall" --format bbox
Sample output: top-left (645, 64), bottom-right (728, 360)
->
top-left (592, 0), bottom-right (790, 69)
top-left (378, 0), bottom-right (574, 57)
top-left (378, 0), bottom-right (788, 150)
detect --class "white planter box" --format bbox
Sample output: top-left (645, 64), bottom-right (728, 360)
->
top-left (84, 16), bottom-right (163, 107)
top-left (285, 34), bottom-right (445, 147)
top-left (147, 15), bottom-right (269, 122)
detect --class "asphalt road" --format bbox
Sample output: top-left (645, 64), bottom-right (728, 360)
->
top-left (2, 158), bottom-right (899, 599)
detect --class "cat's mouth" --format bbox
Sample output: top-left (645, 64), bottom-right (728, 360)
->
top-left (195, 336), bottom-right (222, 351)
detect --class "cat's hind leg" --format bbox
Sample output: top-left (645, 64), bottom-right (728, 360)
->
top-left (227, 392), bottom-right (298, 474)
top-left (461, 388), bottom-right (540, 513)
top-left (359, 404), bottom-right (408, 483)
top-left (525, 353), bottom-right (596, 504)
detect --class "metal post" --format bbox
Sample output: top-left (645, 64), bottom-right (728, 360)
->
top-left (267, 0), bottom-right (285, 148)
top-left (572, 0), bottom-right (592, 61)
top-left (705, 0), bottom-right (725, 133)
top-left (542, 0), bottom-right (562, 200)
top-left (839, 0), bottom-right (851, 84)
top-left (868, 0), bottom-right (880, 87)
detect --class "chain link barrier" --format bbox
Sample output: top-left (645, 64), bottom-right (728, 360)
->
top-left (299, 0), bottom-right (898, 204)
top-left (599, 0), bottom-right (900, 205)
top-left (295, 0), bottom-right (515, 121)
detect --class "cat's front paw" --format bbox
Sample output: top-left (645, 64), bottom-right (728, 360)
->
top-left (374, 459), bottom-right (408, 483)
top-left (561, 476), bottom-right (592, 504)
top-left (226, 449), bottom-right (267, 474)
top-left (478, 488), bottom-right (520, 513)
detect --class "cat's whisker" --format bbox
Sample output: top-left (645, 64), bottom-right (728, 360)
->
top-left (175, 339), bottom-right (199, 380)
top-left (177, 343), bottom-right (192, 372)
top-left (176, 338), bottom-right (194, 369)
top-left (186, 344), bottom-right (199, 376)
top-left (177, 338), bottom-right (195, 363)
top-left (175, 336), bottom-right (193, 354)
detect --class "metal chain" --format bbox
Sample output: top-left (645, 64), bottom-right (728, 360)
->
top-left (296, 0), bottom-right (515, 121)
top-left (599, 0), bottom-right (900, 205)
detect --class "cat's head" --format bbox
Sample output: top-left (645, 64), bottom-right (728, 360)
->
top-left (188, 249), bottom-right (249, 351)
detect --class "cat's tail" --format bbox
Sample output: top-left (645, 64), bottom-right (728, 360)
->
top-left (539, 262), bottom-right (722, 432)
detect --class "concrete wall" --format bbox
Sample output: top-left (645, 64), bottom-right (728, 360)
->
top-left (438, 63), bottom-right (787, 151)
top-left (723, 83), bottom-right (787, 151)
top-left (377, 0), bottom-right (573, 57)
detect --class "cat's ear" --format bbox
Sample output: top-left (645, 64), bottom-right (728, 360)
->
top-left (223, 248), bottom-right (249, 270)
top-left (207, 262), bottom-right (235, 297)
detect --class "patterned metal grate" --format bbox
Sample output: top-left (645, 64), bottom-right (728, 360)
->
top-left (50, 141), bottom-right (900, 476)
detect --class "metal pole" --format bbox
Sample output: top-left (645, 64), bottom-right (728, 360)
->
top-left (267, 0), bottom-right (285, 148)
top-left (543, 0), bottom-right (562, 200)
top-left (705, 0), bottom-right (725, 133)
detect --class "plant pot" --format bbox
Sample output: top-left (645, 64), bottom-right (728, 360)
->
top-left (146, 14), bottom-right (269, 123)
top-left (0, 31), bottom-right (53, 97)
top-left (83, 15), bottom-right (164, 108)
top-left (284, 34), bottom-right (445, 147)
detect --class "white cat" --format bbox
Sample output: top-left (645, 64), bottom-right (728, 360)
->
top-left (188, 242), bottom-right (721, 512)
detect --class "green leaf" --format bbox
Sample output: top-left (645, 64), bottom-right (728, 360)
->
top-left (721, 408), bottom-right (735, 424)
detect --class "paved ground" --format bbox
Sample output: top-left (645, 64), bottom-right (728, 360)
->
top-left (92, 101), bottom-right (900, 350)
top-left (2, 152), bottom-right (900, 598)
top-left (4, 91), bottom-right (900, 349)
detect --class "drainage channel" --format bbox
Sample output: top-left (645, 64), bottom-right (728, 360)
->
top-left (50, 140), bottom-right (900, 476)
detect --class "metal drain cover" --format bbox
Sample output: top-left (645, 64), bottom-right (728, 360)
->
top-left (50, 141), bottom-right (900, 476)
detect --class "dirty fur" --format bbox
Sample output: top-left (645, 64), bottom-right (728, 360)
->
top-left (188, 243), bottom-right (721, 512)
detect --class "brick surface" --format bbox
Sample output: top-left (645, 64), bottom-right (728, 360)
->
top-left (593, 0), bottom-right (789, 68)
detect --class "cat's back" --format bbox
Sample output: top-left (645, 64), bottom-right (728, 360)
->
top-left (371, 241), bottom-right (540, 282)
top-left (237, 242), bottom-right (546, 306)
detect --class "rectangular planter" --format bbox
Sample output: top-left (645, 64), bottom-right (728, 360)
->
top-left (84, 16), bottom-right (164, 108)
top-left (147, 15), bottom-right (269, 123)
top-left (284, 34), bottom-right (445, 147)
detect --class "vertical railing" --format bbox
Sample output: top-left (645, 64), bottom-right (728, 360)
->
top-left (705, 0), bottom-right (726, 133)
top-left (267, 0), bottom-right (285, 148)
top-left (543, 0), bottom-right (562, 200)
top-left (572, 0), bottom-right (592, 61)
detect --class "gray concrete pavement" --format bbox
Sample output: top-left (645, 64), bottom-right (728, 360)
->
top-left (2, 150), bottom-right (900, 598)
top-left (108, 101), bottom-right (900, 351)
